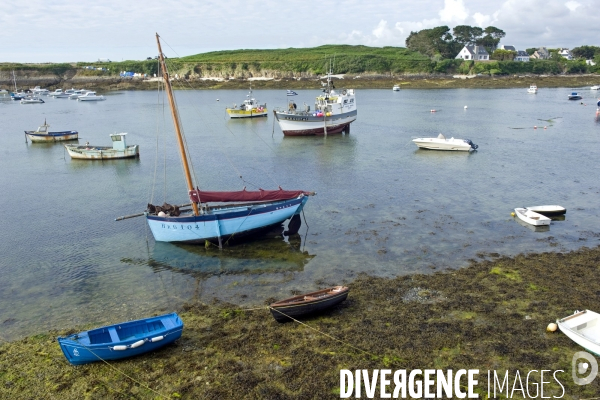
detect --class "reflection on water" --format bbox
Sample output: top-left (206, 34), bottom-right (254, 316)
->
top-left (513, 216), bottom-right (550, 232)
top-left (132, 234), bottom-right (314, 278)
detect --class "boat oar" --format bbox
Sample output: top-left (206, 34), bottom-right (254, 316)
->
top-left (115, 203), bottom-right (192, 221)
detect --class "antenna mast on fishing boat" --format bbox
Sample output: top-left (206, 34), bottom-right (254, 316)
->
top-left (155, 33), bottom-right (200, 217)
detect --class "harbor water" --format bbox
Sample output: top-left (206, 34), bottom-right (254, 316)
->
top-left (0, 87), bottom-right (598, 341)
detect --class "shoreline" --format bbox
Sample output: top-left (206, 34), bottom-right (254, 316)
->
top-left (2, 73), bottom-right (600, 93)
top-left (2, 245), bottom-right (599, 398)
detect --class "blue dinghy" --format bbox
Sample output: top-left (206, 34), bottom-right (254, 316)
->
top-left (57, 312), bottom-right (183, 365)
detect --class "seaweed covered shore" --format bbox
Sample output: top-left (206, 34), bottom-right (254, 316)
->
top-left (2, 246), bottom-right (600, 399)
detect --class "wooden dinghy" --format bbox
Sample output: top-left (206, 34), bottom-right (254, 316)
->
top-left (525, 205), bottom-right (566, 217)
top-left (57, 312), bottom-right (183, 365)
top-left (269, 286), bottom-right (349, 322)
top-left (514, 207), bottom-right (551, 226)
top-left (557, 310), bottom-right (600, 356)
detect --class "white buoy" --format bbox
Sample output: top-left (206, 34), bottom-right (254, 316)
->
top-left (547, 322), bottom-right (558, 332)
top-left (464, 105), bottom-right (468, 109)
top-left (544, 126), bottom-right (547, 129)
top-left (430, 109), bottom-right (436, 113)
top-left (158, 211), bottom-right (166, 217)
top-left (534, 125), bottom-right (537, 129)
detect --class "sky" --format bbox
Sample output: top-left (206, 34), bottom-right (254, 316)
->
top-left (2, 0), bottom-right (598, 63)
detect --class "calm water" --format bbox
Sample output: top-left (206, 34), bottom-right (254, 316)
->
top-left (1, 87), bottom-right (599, 341)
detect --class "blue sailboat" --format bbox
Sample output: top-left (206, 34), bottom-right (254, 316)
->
top-left (57, 312), bottom-right (183, 365)
top-left (142, 34), bottom-right (314, 247)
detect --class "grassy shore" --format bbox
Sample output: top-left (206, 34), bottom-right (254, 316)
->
top-left (1, 246), bottom-right (600, 399)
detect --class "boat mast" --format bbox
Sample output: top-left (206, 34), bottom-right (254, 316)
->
top-left (155, 33), bottom-right (200, 216)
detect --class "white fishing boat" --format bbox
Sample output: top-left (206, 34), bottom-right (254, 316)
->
top-left (557, 310), bottom-right (600, 356)
top-left (590, 85), bottom-right (600, 90)
top-left (273, 69), bottom-right (357, 136)
top-left (64, 133), bottom-right (139, 159)
top-left (225, 86), bottom-right (268, 118)
top-left (513, 208), bottom-right (551, 226)
top-left (525, 205), bottom-right (566, 217)
top-left (527, 84), bottom-right (537, 94)
top-left (78, 91), bottom-right (105, 101)
top-left (25, 120), bottom-right (78, 142)
top-left (20, 97), bottom-right (45, 104)
top-left (412, 133), bottom-right (478, 151)
top-left (393, 85), bottom-right (400, 91)
top-left (116, 34), bottom-right (314, 248)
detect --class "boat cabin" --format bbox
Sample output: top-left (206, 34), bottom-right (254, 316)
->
top-left (110, 133), bottom-right (129, 150)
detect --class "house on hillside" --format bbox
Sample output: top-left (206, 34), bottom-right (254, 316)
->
top-left (559, 48), bottom-right (572, 60)
top-left (499, 45), bottom-right (516, 51)
top-left (530, 47), bottom-right (550, 60)
top-left (455, 45), bottom-right (490, 61)
top-left (515, 50), bottom-right (530, 62)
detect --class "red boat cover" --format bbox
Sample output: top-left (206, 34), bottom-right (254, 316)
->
top-left (189, 188), bottom-right (312, 203)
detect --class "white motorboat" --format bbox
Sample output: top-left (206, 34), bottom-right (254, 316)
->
top-left (568, 92), bottom-right (582, 100)
top-left (527, 84), bottom-right (537, 94)
top-left (591, 85), bottom-right (600, 90)
top-left (513, 208), bottom-right (551, 226)
top-left (412, 133), bottom-right (478, 151)
top-left (225, 86), bottom-right (268, 118)
top-left (273, 68), bottom-right (357, 136)
top-left (20, 97), bottom-right (45, 104)
top-left (78, 91), bottom-right (105, 101)
top-left (64, 133), bottom-right (138, 159)
top-left (525, 205), bottom-right (566, 217)
top-left (557, 310), bottom-right (600, 356)
top-left (48, 89), bottom-right (64, 97)
top-left (393, 85), bottom-right (400, 91)
top-left (30, 86), bottom-right (49, 95)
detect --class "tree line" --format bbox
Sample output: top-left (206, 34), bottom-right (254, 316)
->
top-left (406, 25), bottom-right (600, 64)
top-left (405, 25), bottom-right (505, 59)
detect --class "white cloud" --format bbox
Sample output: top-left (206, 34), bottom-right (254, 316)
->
top-left (565, 1), bottom-right (581, 11)
top-left (439, 0), bottom-right (469, 24)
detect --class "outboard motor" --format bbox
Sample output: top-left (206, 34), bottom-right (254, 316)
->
top-left (464, 139), bottom-right (478, 150)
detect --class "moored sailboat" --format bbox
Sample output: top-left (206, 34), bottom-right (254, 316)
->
top-left (132, 34), bottom-right (314, 248)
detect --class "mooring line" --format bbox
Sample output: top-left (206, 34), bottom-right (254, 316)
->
top-left (268, 306), bottom-right (378, 358)
top-left (0, 333), bottom-right (169, 399)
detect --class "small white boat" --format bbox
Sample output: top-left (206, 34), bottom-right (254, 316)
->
top-left (25, 120), bottom-right (78, 142)
top-left (527, 84), bottom-right (537, 94)
top-left (568, 92), bottom-right (582, 100)
top-left (513, 208), bottom-right (551, 226)
top-left (557, 310), bottom-right (600, 356)
top-left (30, 86), bottom-right (49, 95)
top-left (393, 85), bottom-right (400, 91)
top-left (20, 97), bottom-right (45, 104)
top-left (78, 91), bottom-right (106, 101)
top-left (412, 133), bottom-right (478, 151)
top-left (591, 85), bottom-right (600, 90)
top-left (64, 133), bottom-right (139, 159)
top-left (525, 205), bottom-right (566, 217)
top-left (48, 89), bottom-right (64, 97)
